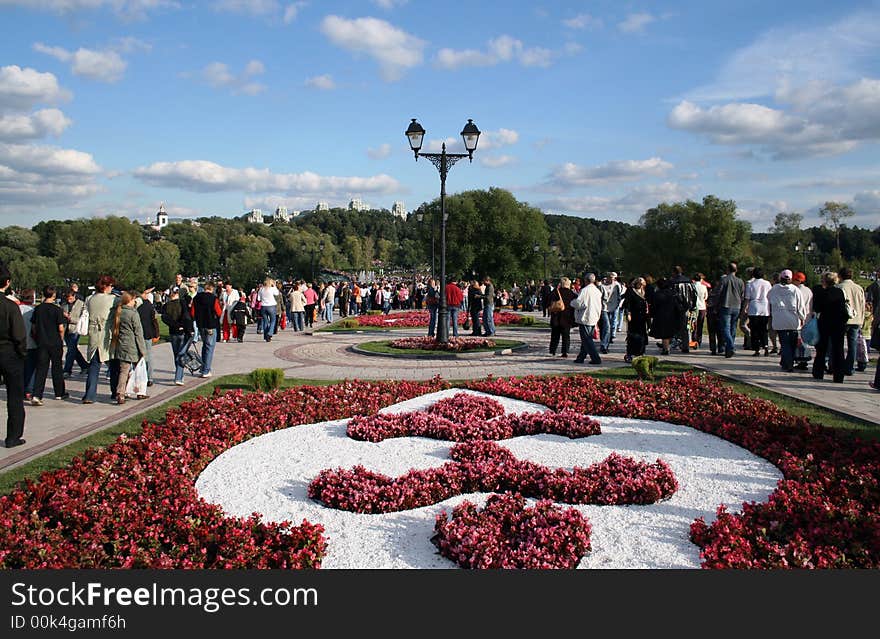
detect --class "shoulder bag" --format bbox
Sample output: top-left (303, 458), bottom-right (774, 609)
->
top-left (548, 289), bottom-right (565, 314)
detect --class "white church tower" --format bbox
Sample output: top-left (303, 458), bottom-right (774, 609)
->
top-left (156, 203), bottom-right (168, 229)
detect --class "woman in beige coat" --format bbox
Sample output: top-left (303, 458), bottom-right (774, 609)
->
top-left (108, 292), bottom-right (147, 405)
top-left (82, 275), bottom-right (117, 404)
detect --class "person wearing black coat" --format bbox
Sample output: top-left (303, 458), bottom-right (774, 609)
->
top-left (0, 263), bottom-right (27, 447)
top-left (623, 278), bottom-right (649, 361)
top-left (548, 278), bottom-right (577, 357)
top-left (162, 289), bottom-right (194, 385)
top-left (467, 281), bottom-right (483, 336)
top-left (811, 272), bottom-right (848, 383)
top-left (649, 278), bottom-right (678, 355)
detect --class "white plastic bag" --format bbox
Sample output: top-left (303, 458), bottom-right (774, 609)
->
top-left (126, 358), bottom-right (148, 398)
top-left (75, 304), bottom-right (89, 335)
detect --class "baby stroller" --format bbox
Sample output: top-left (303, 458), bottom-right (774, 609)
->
top-left (794, 336), bottom-right (812, 370)
top-left (176, 337), bottom-right (203, 377)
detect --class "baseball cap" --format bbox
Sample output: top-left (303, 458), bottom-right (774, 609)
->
top-left (792, 271), bottom-right (806, 283)
top-left (780, 269), bottom-right (793, 280)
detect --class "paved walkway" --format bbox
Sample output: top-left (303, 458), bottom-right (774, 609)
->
top-left (1, 313), bottom-right (877, 471)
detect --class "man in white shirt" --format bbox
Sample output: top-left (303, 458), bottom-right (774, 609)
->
top-left (322, 282), bottom-right (337, 323)
top-left (837, 267), bottom-right (866, 375)
top-left (767, 269), bottom-right (807, 372)
top-left (692, 273), bottom-right (709, 348)
top-left (571, 273), bottom-right (603, 365)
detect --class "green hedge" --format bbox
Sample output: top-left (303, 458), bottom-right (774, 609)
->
top-left (249, 368), bottom-right (285, 391)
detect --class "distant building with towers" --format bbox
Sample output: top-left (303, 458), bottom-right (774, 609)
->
top-left (273, 207), bottom-right (290, 223)
top-left (156, 203), bottom-right (169, 229)
top-left (391, 201), bottom-right (407, 219)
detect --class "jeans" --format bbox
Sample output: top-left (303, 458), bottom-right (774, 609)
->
top-left (292, 311), bottom-right (304, 332)
top-left (199, 328), bottom-right (216, 374)
top-left (262, 306), bottom-right (277, 341)
top-left (720, 307), bottom-right (739, 354)
top-left (24, 349), bottom-right (37, 396)
top-left (778, 329), bottom-right (798, 371)
top-left (614, 307), bottom-right (625, 335)
top-left (483, 304), bottom-right (496, 336)
top-left (169, 333), bottom-right (189, 383)
top-left (63, 332), bottom-right (88, 374)
top-left (324, 301), bottom-right (335, 323)
top-left (448, 307), bottom-right (459, 337)
top-left (844, 324), bottom-right (860, 375)
top-left (575, 324), bottom-right (602, 363)
top-left (142, 338), bottom-right (153, 382)
top-left (599, 311), bottom-right (612, 351)
top-left (83, 352), bottom-right (109, 402)
top-left (428, 306), bottom-right (438, 337)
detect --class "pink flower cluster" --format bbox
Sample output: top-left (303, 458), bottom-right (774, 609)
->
top-left (432, 493), bottom-right (591, 569)
top-left (346, 393), bottom-right (601, 443)
top-left (388, 336), bottom-right (497, 352)
top-left (308, 440), bottom-right (677, 513)
top-left (467, 373), bottom-right (880, 568)
top-left (0, 378), bottom-right (448, 569)
top-left (356, 310), bottom-right (524, 328)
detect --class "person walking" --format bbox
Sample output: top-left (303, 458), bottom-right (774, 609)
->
top-left (257, 278), bottom-right (280, 342)
top-left (30, 285), bottom-right (67, 405)
top-left (82, 276), bottom-right (117, 404)
top-left (108, 292), bottom-right (147, 404)
top-left (0, 263), bottom-right (27, 447)
top-left (231, 293), bottom-right (250, 341)
top-left (426, 278), bottom-right (439, 337)
top-left (288, 282), bottom-right (306, 332)
top-left (303, 283), bottom-right (318, 329)
top-left (718, 262), bottom-right (745, 358)
top-left (136, 288), bottom-right (159, 387)
top-left (649, 278), bottom-right (679, 355)
top-left (60, 288), bottom-right (88, 377)
top-left (623, 277), bottom-right (649, 361)
top-left (548, 277), bottom-right (577, 358)
top-left (322, 281), bottom-right (337, 323)
top-left (480, 276), bottom-right (497, 337)
top-left (811, 272), bottom-right (848, 383)
top-left (190, 282), bottom-right (222, 376)
top-left (467, 280), bottom-right (483, 336)
top-left (445, 277), bottom-right (464, 338)
top-left (161, 288), bottom-right (192, 386)
top-left (767, 269), bottom-right (807, 372)
top-left (220, 283), bottom-right (240, 343)
top-left (692, 273), bottom-right (709, 349)
top-left (837, 267), bottom-right (866, 376)
top-left (18, 289), bottom-right (38, 401)
top-left (571, 273), bottom-right (603, 365)
top-left (744, 267), bottom-right (772, 356)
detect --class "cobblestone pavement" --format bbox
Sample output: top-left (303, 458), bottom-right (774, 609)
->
top-left (1, 313), bottom-right (877, 471)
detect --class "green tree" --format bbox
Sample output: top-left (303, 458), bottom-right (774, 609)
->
top-left (161, 224), bottom-right (218, 276)
top-left (54, 217), bottom-right (150, 288)
top-left (226, 235), bottom-right (274, 288)
top-left (147, 240), bottom-right (181, 289)
top-left (624, 195), bottom-right (752, 277)
top-left (819, 201), bottom-right (855, 254)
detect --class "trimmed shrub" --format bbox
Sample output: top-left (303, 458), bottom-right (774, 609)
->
top-left (517, 315), bottom-right (536, 326)
top-left (367, 310), bottom-right (383, 316)
top-left (631, 356), bottom-right (658, 381)
top-left (338, 318), bottom-right (359, 329)
top-left (250, 368), bottom-right (285, 391)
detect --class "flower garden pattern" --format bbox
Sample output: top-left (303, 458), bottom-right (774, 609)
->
top-left (354, 310), bottom-right (525, 328)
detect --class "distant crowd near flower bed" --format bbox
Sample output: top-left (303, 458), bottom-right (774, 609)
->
top-left (388, 336), bottom-right (497, 352)
top-left (355, 310), bottom-right (526, 328)
top-left (1, 374), bottom-right (878, 569)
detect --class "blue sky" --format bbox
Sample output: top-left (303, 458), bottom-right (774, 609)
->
top-left (1, 0), bottom-right (879, 229)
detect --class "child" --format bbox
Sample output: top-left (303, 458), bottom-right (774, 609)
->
top-left (231, 297), bottom-right (250, 342)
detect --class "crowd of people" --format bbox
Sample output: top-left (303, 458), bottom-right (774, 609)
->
top-left (540, 264), bottom-right (879, 389)
top-left (0, 260), bottom-right (877, 449)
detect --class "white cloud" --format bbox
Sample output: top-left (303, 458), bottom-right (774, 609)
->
top-left (0, 141), bottom-right (103, 207)
top-left (618, 13), bottom-right (655, 34)
top-left (668, 80), bottom-right (880, 159)
top-left (34, 43), bottom-right (128, 83)
top-left (283, 3), bottom-right (300, 23)
top-left (367, 143), bottom-right (391, 160)
top-left (539, 182), bottom-right (695, 221)
top-left (305, 74), bottom-right (335, 90)
top-left (113, 36), bottom-right (152, 53)
top-left (0, 108), bottom-right (71, 141)
top-left (480, 154), bottom-right (515, 168)
top-left (563, 14), bottom-right (603, 30)
top-left (852, 190), bottom-right (880, 218)
top-left (435, 35), bottom-right (557, 70)
top-left (320, 15), bottom-right (425, 82)
top-left (133, 159), bottom-right (401, 196)
top-left (373, 0), bottom-right (407, 8)
top-left (683, 10), bottom-right (880, 103)
top-left (200, 60), bottom-right (267, 95)
top-left (0, 0), bottom-right (179, 21)
top-left (544, 157), bottom-right (674, 189)
top-left (0, 65), bottom-right (70, 111)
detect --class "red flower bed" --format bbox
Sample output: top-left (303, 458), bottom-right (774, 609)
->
top-left (388, 336), bottom-right (497, 351)
top-left (466, 373), bottom-right (880, 568)
top-left (356, 310), bottom-right (524, 328)
top-left (0, 378), bottom-right (448, 568)
top-left (308, 440), bottom-right (677, 513)
top-left (432, 493), bottom-right (591, 569)
top-left (346, 392), bottom-right (600, 442)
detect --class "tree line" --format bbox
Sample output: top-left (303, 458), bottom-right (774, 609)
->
top-left (0, 191), bottom-right (877, 291)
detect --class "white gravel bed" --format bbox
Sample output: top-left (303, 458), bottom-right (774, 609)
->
top-left (196, 389), bottom-right (782, 569)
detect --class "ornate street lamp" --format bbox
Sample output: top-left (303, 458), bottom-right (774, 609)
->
top-left (405, 118), bottom-right (481, 344)
top-left (794, 240), bottom-right (816, 275)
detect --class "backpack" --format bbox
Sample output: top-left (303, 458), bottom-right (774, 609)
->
top-left (675, 280), bottom-right (698, 312)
